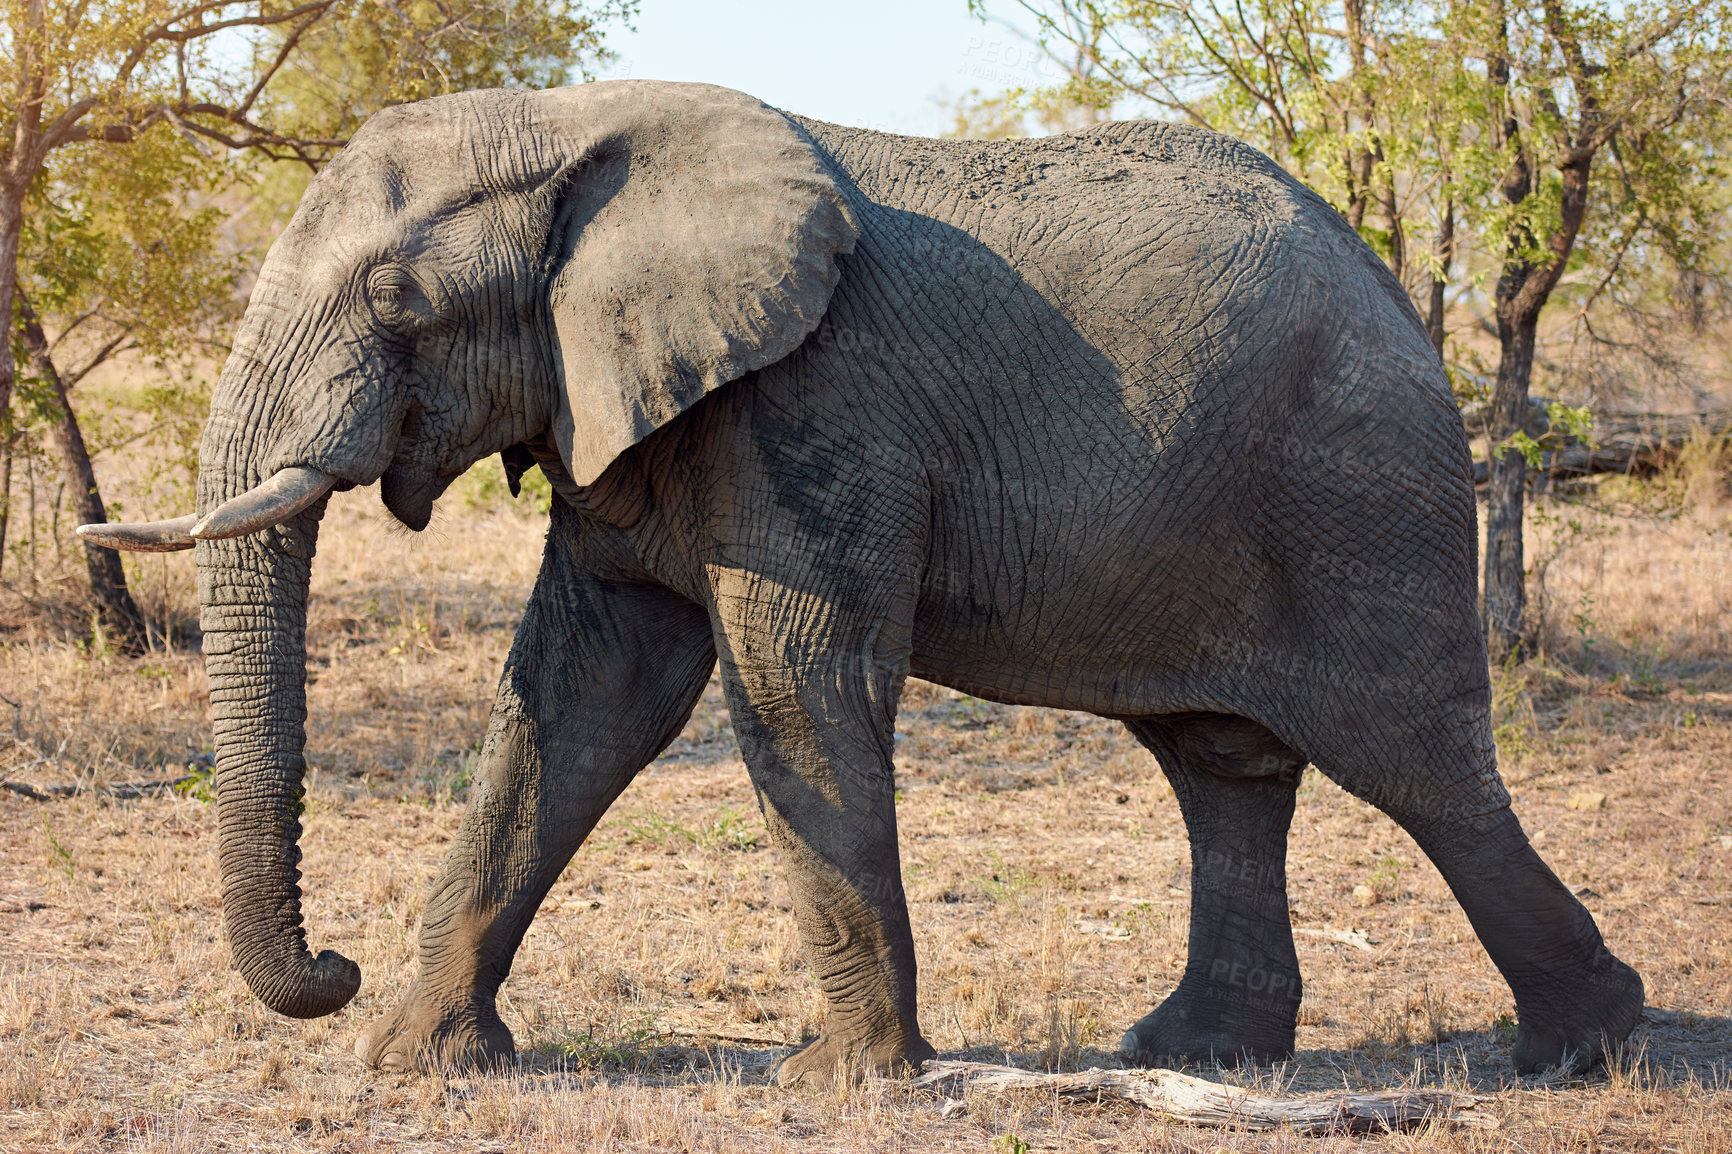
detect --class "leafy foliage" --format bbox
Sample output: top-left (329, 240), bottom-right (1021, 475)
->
top-left (0, 0), bottom-right (633, 607)
top-left (263, 0), bottom-right (634, 149)
top-left (963, 0), bottom-right (1732, 376)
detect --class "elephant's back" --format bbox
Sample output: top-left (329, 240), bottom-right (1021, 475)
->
top-left (793, 116), bottom-right (1408, 386)
top-left (791, 115), bottom-right (1306, 215)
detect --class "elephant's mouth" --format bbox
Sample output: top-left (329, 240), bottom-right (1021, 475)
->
top-left (380, 464), bottom-right (451, 532)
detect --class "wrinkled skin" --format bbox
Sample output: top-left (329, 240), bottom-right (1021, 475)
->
top-left (181, 81), bottom-right (1642, 1084)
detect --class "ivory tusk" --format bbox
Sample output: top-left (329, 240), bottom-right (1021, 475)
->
top-left (191, 466), bottom-right (336, 540)
top-left (75, 514), bottom-right (199, 552)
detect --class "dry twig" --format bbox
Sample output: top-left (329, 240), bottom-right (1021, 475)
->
top-left (0, 773), bottom-right (194, 801)
top-left (915, 1061), bottom-right (1498, 1134)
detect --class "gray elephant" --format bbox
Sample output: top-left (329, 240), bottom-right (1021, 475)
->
top-left (83, 80), bottom-right (1643, 1083)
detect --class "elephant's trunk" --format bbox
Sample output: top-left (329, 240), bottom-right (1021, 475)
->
top-left (200, 518), bottom-right (359, 1017)
top-left (196, 367), bottom-right (360, 1019)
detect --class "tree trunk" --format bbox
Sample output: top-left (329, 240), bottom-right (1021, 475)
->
top-left (1342, 0), bottom-right (1374, 233)
top-left (1483, 148), bottom-right (1594, 662)
top-left (0, 431), bottom-right (11, 579)
top-left (1484, 309), bottom-right (1537, 661)
top-left (1427, 198), bottom-right (1454, 357)
top-left (1378, 172), bottom-right (1405, 283)
top-left (0, 192), bottom-right (22, 572)
top-left (18, 297), bottom-right (148, 653)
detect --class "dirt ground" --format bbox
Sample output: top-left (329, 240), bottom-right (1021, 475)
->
top-left (2, 473), bottom-right (1730, 1152)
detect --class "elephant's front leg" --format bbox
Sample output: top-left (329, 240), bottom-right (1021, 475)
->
top-left (714, 583), bottom-right (932, 1085)
top-left (357, 520), bottom-right (716, 1072)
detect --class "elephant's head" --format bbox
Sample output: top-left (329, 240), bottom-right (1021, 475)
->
top-left (78, 81), bottom-right (857, 1018)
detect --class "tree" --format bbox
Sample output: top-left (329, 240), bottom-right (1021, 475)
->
top-left (270, 0), bottom-right (629, 148)
top-left (1457, 0), bottom-right (1729, 659)
top-left (968, 0), bottom-right (1731, 660)
top-left (0, 0), bottom-right (632, 650)
top-left (0, 0), bottom-right (336, 650)
top-left (6, 124), bottom-right (238, 645)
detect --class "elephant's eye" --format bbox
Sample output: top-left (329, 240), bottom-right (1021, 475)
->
top-left (366, 266), bottom-right (436, 330)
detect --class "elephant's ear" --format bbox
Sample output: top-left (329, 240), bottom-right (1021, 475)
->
top-left (527, 82), bottom-right (859, 487)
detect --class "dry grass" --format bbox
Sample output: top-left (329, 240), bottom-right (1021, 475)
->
top-left (0, 470), bottom-right (546, 795)
top-left (2, 461), bottom-right (1730, 1151)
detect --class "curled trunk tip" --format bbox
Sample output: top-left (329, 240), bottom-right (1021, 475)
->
top-left (233, 942), bottom-right (361, 1019)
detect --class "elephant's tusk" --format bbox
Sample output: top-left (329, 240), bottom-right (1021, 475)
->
top-left (191, 466), bottom-right (337, 541)
top-left (75, 514), bottom-right (199, 552)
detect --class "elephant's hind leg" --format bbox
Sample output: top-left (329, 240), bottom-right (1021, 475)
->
top-left (356, 509), bottom-right (716, 1073)
top-left (1121, 714), bottom-right (1306, 1068)
top-left (1306, 706), bottom-right (1644, 1074)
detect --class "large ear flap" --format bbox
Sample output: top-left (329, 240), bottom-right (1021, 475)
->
top-left (525, 82), bottom-right (859, 487)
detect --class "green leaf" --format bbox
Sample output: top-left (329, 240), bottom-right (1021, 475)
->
top-left (1502, 430), bottom-right (1546, 469)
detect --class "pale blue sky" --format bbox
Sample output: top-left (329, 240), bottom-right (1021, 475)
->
top-left (601, 1), bottom-right (1058, 137)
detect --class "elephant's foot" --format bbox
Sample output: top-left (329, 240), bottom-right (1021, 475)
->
top-left (775, 1024), bottom-right (936, 1086)
top-left (1120, 973), bottom-right (1298, 1068)
top-left (1511, 955), bottom-right (1645, 1075)
top-left (355, 985), bottom-right (514, 1074)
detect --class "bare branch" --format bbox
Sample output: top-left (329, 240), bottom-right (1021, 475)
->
top-left (57, 93), bottom-right (346, 160)
top-left (1616, 1), bottom-right (1708, 65)
top-left (146, 0), bottom-right (334, 45)
top-left (56, 111), bottom-right (166, 146)
top-left (161, 105), bottom-right (215, 156)
top-left (174, 103), bottom-right (347, 150)
top-left (49, 307), bottom-right (103, 350)
top-left (63, 333), bottom-right (135, 390)
top-left (34, 93), bottom-right (101, 158)
top-left (37, 0), bottom-right (336, 158)
top-left (238, 11), bottom-right (326, 115)
top-left (1183, 0), bottom-right (1295, 143)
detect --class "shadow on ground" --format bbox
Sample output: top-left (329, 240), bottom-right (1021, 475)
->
top-left (507, 1004), bottom-right (1732, 1097)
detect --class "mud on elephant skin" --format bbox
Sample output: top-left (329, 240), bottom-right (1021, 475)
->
top-left (83, 79), bottom-right (1643, 1082)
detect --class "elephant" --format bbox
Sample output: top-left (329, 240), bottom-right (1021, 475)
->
top-left (81, 79), bottom-right (1644, 1083)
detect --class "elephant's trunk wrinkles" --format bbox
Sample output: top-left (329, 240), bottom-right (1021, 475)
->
top-left (199, 452), bottom-right (358, 1018)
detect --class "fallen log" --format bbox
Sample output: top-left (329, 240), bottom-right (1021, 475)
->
top-left (916, 1061), bottom-right (1497, 1134)
top-left (1469, 408), bottom-right (1732, 486)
